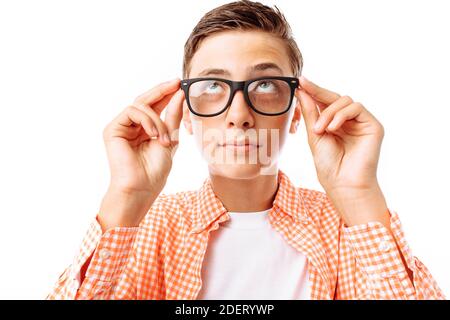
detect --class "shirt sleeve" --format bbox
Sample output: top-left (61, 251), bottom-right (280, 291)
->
top-left (46, 215), bottom-right (139, 300)
top-left (338, 208), bottom-right (445, 300)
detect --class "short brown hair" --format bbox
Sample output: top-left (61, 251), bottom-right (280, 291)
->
top-left (182, 0), bottom-right (303, 78)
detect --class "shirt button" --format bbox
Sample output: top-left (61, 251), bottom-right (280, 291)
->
top-left (415, 259), bottom-right (424, 269)
top-left (72, 273), bottom-right (80, 288)
top-left (379, 241), bottom-right (392, 252)
top-left (99, 248), bottom-right (111, 260)
top-left (95, 289), bottom-right (105, 299)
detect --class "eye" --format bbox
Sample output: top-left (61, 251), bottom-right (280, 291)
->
top-left (255, 80), bottom-right (276, 93)
top-left (205, 81), bottom-right (225, 94)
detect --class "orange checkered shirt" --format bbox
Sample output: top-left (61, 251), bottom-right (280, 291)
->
top-left (47, 169), bottom-right (445, 300)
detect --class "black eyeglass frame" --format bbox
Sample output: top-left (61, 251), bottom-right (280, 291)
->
top-left (181, 76), bottom-right (299, 117)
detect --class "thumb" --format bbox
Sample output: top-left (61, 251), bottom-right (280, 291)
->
top-left (296, 88), bottom-right (321, 146)
top-left (163, 89), bottom-right (185, 146)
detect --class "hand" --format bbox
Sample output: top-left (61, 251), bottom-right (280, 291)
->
top-left (295, 76), bottom-right (385, 194)
top-left (99, 78), bottom-right (185, 229)
top-left (295, 76), bottom-right (389, 228)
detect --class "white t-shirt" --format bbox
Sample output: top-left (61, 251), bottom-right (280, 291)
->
top-left (197, 208), bottom-right (311, 300)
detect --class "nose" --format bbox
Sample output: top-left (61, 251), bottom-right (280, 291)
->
top-left (225, 90), bottom-right (255, 129)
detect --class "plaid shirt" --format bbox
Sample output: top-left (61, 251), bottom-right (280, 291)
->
top-left (47, 169), bottom-right (445, 300)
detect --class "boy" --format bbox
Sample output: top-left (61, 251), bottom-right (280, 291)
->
top-left (48, 0), bottom-right (444, 299)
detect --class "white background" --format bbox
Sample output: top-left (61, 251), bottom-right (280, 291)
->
top-left (0, 0), bottom-right (449, 299)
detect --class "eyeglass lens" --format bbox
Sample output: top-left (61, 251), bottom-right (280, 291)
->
top-left (188, 79), bottom-right (291, 115)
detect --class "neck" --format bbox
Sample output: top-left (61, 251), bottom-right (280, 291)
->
top-left (209, 168), bottom-right (279, 213)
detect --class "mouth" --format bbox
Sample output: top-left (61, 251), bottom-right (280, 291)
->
top-left (218, 139), bottom-right (261, 150)
top-left (220, 144), bottom-right (260, 151)
top-left (219, 142), bottom-right (261, 153)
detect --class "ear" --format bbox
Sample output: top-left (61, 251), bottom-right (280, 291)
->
top-left (182, 100), bottom-right (193, 135)
top-left (289, 100), bottom-right (301, 134)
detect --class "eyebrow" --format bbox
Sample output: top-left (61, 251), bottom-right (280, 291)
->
top-left (197, 62), bottom-right (284, 77)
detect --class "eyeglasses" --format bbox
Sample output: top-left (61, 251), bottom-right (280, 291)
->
top-left (181, 76), bottom-right (299, 117)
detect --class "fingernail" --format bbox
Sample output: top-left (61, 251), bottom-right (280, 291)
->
top-left (163, 133), bottom-right (171, 144)
top-left (314, 121), bottom-right (321, 132)
top-left (151, 127), bottom-right (158, 136)
top-left (163, 78), bottom-right (179, 85)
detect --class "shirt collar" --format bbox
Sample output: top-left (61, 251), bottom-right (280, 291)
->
top-left (188, 168), bottom-right (312, 234)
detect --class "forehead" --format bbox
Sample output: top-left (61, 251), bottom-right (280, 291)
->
top-left (189, 30), bottom-right (292, 78)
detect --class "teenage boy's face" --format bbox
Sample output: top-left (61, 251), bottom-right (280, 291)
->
top-left (183, 30), bottom-right (301, 179)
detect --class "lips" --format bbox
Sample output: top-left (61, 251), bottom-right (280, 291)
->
top-left (219, 138), bottom-right (260, 147)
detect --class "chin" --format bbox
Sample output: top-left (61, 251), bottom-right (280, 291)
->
top-left (208, 162), bottom-right (278, 179)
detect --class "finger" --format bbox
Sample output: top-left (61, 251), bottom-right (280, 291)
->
top-left (295, 88), bottom-right (321, 145)
top-left (151, 92), bottom-right (177, 115)
top-left (133, 103), bottom-right (171, 147)
top-left (326, 102), bottom-right (369, 131)
top-left (299, 76), bottom-right (340, 105)
top-left (116, 106), bottom-right (157, 139)
top-left (163, 89), bottom-right (185, 144)
top-left (134, 78), bottom-right (181, 115)
top-left (314, 95), bottom-right (354, 134)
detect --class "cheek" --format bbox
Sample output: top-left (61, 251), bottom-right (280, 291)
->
top-left (191, 118), bottom-right (222, 158)
top-left (261, 117), bottom-right (290, 147)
